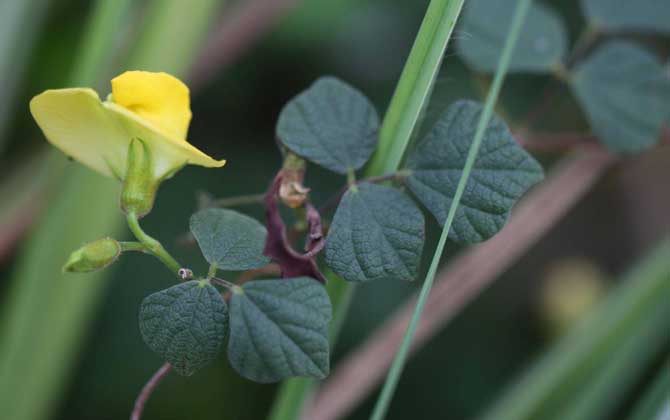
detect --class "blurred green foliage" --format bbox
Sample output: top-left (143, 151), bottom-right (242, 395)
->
top-left (0, 0), bottom-right (668, 419)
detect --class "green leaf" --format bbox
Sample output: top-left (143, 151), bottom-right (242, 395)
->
top-left (324, 182), bottom-right (424, 283)
top-left (190, 208), bottom-right (270, 270)
top-left (571, 41), bottom-right (670, 154)
top-left (276, 76), bottom-right (380, 174)
top-left (404, 100), bottom-right (543, 244)
top-left (581, 0), bottom-right (670, 34)
top-left (457, 0), bottom-right (567, 73)
top-left (139, 281), bottom-right (228, 376)
top-left (227, 278), bottom-right (331, 383)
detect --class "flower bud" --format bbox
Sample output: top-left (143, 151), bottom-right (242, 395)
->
top-left (121, 138), bottom-right (159, 217)
top-left (279, 152), bottom-right (309, 208)
top-left (63, 237), bottom-right (121, 273)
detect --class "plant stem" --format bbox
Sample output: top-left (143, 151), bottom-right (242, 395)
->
top-left (126, 211), bottom-right (181, 275)
top-left (318, 171), bottom-right (408, 214)
top-left (209, 192), bottom-right (266, 208)
top-left (369, 1), bottom-right (533, 419)
top-left (130, 362), bottom-right (172, 420)
top-left (208, 263), bottom-right (218, 278)
top-left (120, 241), bottom-right (147, 252)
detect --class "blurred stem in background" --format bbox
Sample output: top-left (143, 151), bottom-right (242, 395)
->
top-left (0, 0), bottom-right (51, 152)
top-left (0, 1), bottom-right (223, 419)
top-left (481, 237), bottom-right (670, 420)
top-left (268, 1), bottom-right (466, 419)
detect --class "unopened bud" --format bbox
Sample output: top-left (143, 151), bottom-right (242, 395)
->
top-left (63, 237), bottom-right (121, 273)
top-left (121, 138), bottom-right (159, 218)
top-left (280, 152), bottom-right (309, 208)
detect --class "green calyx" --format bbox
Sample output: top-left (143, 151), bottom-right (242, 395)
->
top-left (121, 138), bottom-right (159, 218)
top-left (63, 237), bottom-right (121, 273)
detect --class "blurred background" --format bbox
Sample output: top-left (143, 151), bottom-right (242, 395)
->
top-left (0, 0), bottom-right (668, 420)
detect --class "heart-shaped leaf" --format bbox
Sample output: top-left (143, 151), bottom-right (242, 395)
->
top-left (190, 208), bottom-right (270, 270)
top-left (581, 0), bottom-right (670, 34)
top-left (325, 182), bottom-right (424, 283)
top-left (227, 277), bottom-right (331, 383)
top-left (276, 76), bottom-right (380, 174)
top-left (139, 281), bottom-right (228, 376)
top-left (457, 0), bottom-right (568, 73)
top-left (404, 100), bottom-right (544, 244)
top-left (571, 41), bottom-right (670, 154)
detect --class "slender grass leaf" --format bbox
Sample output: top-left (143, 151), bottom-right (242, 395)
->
top-left (325, 182), bottom-right (424, 283)
top-left (190, 208), bottom-right (270, 270)
top-left (404, 100), bottom-right (543, 244)
top-left (457, 0), bottom-right (568, 73)
top-left (276, 77), bottom-right (380, 174)
top-left (139, 281), bottom-right (228, 376)
top-left (571, 41), bottom-right (670, 154)
top-left (371, 2), bottom-right (535, 417)
top-left (627, 358), bottom-right (670, 420)
top-left (480, 239), bottom-right (670, 420)
top-left (581, 0), bottom-right (670, 34)
top-left (228, 278), bottom-right (331, 383)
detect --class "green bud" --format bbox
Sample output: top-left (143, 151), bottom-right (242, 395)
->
top-left (63, 237), bottom-right (121, 273)
top-left (121, 138), bottom-right (159, 218)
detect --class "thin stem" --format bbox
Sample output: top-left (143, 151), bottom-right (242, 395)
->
top-left (369, 1), bottom-right (533, 419)
top-left (211, 277), bottom-right (237, 290)
top-left (208, 263), bottom-right (218, 278)
top-left (130, 363), bottom-right (172, 420)
top-left (119, 241), bottom-right (147, 252)
top-left (516, 133), bottom-right (600, 152)
top-left (319, 171), bottom-right (408, 214)
top-left (126, 212), bottom-right (181, 276)
top-left (209, 192), bottom-right (266, 208)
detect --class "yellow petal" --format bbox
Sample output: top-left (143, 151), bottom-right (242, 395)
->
top-left (30, 88), bottom-right (225, 180)
top-left (104, 101), bottom-right (226, 178)
top-left (110, 71), bottom-right (192, 140)
top-left (30, 88), bottom-right (128, 178)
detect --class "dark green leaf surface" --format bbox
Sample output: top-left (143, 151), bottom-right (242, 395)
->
top-left (325, 182), bottom-right (424, 283)
top-left (571, 41), bottom-right (670, 154)
top-left (139, 281), bottom-right (228, 376)
top-left (457, 0), bottom-right (567, 73)
top-left (581, 0), bottom-right (670, 34)
top-left (228, 278), bottom-right (331, 383)
top-left (276, 77), bottom-right (380, 174)
top-left (190, 208), bottom-right (270, 270)
top-left (405, 100), bottom-right (543, 244)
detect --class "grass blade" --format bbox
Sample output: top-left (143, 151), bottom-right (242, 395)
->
top-left (369, 1), bottom-right (534, 419)
top-left (627, 357), bottom-right (670, 420)
top-left (480, 238), bottom-right (670, 420)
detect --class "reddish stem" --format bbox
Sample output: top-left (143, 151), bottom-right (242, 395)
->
top-left (130, 363), bottom-right (172, 420)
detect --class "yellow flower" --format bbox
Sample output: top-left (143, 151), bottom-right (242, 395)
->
top-left (29, 70), bottom-right (225, 180)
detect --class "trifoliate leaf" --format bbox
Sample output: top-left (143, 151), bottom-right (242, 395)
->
top-left (581, 0), bottom-right (670, 34)
top-left (139, 281), bottom-right (228, 376)
top-left (227, 278), bottom-right (331, 383)
top-left (325, 182), bottom-right (424, 283)
top-left (457, 0), bottom-right (568, 73)
top-left (276, 76), bottom-right (380, 174)
top-left (571, 41), bottom-right (670, 154)
top-left (190, 208), bottom-right (270, 270)
top-left (404, 100), bottom-right (544, 244)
